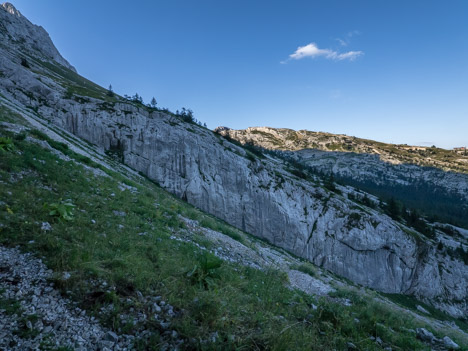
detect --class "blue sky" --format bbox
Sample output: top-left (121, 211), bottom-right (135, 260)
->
top-left (11, 0), bottom-right (468, 148)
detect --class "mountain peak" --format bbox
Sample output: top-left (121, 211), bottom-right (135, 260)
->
top-left (0, 2), bottom-right (76, 72)
top-left (1, 2), bottom-right (21, 17)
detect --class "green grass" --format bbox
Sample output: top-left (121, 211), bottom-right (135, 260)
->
top-left (34, 59), bottom-right (111, 101)
top-left (0, 124), bottom-right (464, 349)
top-left (0, 105), bottom-right (28, 125)
top-left (290, 262), bottom-right (318, 277)
top-left (198, 217), bottom-right (244, 243)
top-left (325, 288), bottom-right (430, 350)
top-left (382, 293), bottom-right (468, 332)
top-left (326, 143), bottom-right (343, 151)
top-left (0, 291), bottom-right (22, 315)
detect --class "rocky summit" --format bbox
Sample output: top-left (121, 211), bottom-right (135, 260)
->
top-left (0, 2), bottom-right (467, 350)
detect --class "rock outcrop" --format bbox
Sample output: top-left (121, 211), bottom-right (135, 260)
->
top-left (0, 3), bottom-right (466, 317)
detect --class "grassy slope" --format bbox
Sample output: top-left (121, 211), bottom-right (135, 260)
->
top-left (2, 108), bottom-right (467, 350)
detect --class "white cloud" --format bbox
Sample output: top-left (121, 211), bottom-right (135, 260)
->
top-left (282, 42), bottom-right (363, 63)
top-left (334, 51), bottom-right (363, 61)
top-left (289, 43), bottom-right (331, 60)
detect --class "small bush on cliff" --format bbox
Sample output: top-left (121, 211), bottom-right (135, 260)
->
top-left (385, 197), bottom-right (401, 220)
top-left (324, 173), bottom-right (341, 194)
top-left (63, 87), bottom-right (74, 99)
top-left (20, 57), bottom-right (30, 68)
top-left (291, 263), bottom-right (317, 277)
top-left (246, 150), bottom-right (256, 162)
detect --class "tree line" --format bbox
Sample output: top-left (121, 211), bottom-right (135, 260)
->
top-left (107, 85), bottom-right (207, 127)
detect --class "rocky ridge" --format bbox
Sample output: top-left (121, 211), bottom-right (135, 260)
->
top-left (214, 126), bottom-right (468, 172)
top-left (215, 126), bottom-right (468, 202)
top-left (0, 2), bottom-right (467, 318)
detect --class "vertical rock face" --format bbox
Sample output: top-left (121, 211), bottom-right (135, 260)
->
top-left (0, 4), bottom-right (466, 317)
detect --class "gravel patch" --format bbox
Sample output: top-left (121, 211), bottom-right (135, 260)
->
top-left (0, 246), bottom-right (133, 350)
top-left (288, 270), bottom-right (335, 296)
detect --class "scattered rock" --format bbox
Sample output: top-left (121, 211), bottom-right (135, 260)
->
top-left (41, 222), bottom-right (52, 231)
top-left (416, 305), bottom-right (430, 314)
top-left (103, 330), bottom-right (119, 343)
top-left (342, 298), bottom-right (353, 306)
top-left (416, 328), bottom-right (435, 343)
top-left (442, 336), bottom-right (459, 350)
top-left (118, 182), bottom-right (138, 193)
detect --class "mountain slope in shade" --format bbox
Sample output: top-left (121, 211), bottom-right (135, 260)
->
top-left (0, 2), bottom-right (467, 321)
